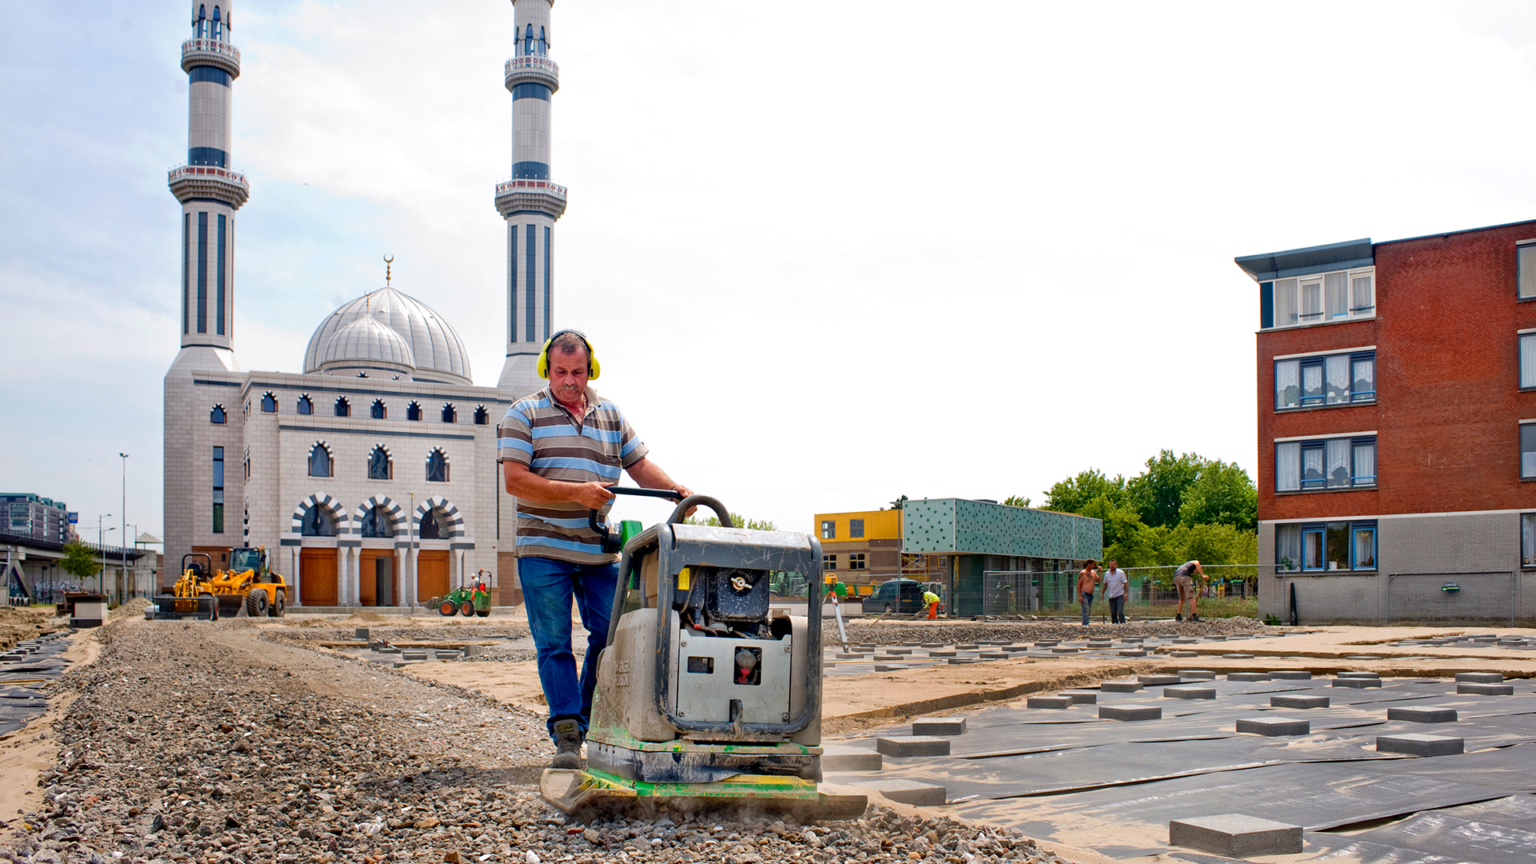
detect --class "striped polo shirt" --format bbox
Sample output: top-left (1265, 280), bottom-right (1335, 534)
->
top-left (496, 386), bottom-right (650, 564)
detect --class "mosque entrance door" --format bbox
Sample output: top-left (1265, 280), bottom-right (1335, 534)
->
top-left (359, 550), bottom-right (394, 606)
top-left (299, 549), bottom-right (338, 606)
top-left (417, 551), bottom-right (450, 605)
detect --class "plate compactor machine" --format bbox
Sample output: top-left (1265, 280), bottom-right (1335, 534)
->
top-left (540, 490), bottom-right (867, 823)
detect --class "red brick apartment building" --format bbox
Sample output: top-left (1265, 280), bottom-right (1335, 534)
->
top-left (1236, 220), bottom-right (1536, 624)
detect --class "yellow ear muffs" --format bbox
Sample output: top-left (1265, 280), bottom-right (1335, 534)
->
top-left (537, 330), bottom-right (601, 380)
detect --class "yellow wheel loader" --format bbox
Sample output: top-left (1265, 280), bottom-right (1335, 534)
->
top-left (152, 546), bottom-right (288, 620)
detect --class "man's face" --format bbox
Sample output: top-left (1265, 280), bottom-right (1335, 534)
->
top-left (1108, 561), bottom-right (1117, 570)
top-left (549, 347), bottom-right (589, 406)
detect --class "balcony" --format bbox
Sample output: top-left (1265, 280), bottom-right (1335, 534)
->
top-left (168, 164), bottom-right (250, 209)
top-left (504, 55), bottom-right (559, 93)
top-left (182, 37), bottom-right (241, 77)
top-left (493, 178), bottom-right (567, 221)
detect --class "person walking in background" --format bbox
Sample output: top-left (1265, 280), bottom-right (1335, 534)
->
top-left (1173, 559), bottom-right (1206, 622)
top-left (922, 588), bottom-right (941, 620)
top-left (1102, 559), bottom-right (1128, 624)
top-left (1077, 559), bottom-right (1100, 627)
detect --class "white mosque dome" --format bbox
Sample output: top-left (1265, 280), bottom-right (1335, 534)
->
top-left (303, 286), bottom-right (472, 385)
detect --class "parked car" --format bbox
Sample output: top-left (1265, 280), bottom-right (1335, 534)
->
top-left (868, 578), bottom-right (925, 614)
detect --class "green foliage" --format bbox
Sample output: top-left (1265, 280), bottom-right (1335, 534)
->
top-left (1002, 495), bottom-right (1031, 508)
top-left (685, 513), bottom-right (778, 531)
top-left (60, 541), bottom-right (99, 582)
top-left (1043, 469), bottom-right (1129, 515)
top-left (1178, 458), bottom-right (1258, 531)
top-left (1126, 450), bottom-right (1204, 529)
top-left (886, 495), bottom-right (908, 511)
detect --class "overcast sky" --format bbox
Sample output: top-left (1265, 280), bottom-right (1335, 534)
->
top-left (5, 1), bottom-right (1536, 540)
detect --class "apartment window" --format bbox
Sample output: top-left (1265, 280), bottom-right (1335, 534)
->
top-left (1521, 334), bottom-right (1536, 389)
top-left (850, 519), bottom-right (865, 539)
top-left (821, 520), bottom-right (835, 540)
top-left (1275, 351), bottom-right (1375, 410)
top-left (212, 446), bottom-right (224, 533)
top-left (823, 554), bottom-right (837, 571)
top-left (1276, 520), bottom-right (1376, 572)
top-left (1276, 436), bottom-right (1376, 492)
top-left (1522, 424), bottom-right (1536, 479)
top-left (260, 392), bottom-right (277, 413)
top-left (1267, 268), bottom-right (1375, 329)
top-left (849, 553), bottom-right (867, 571)
top-left (1522, 513), bottom-right (1536, 568)
top-left (1519, 243), bottom-right (1536, 300)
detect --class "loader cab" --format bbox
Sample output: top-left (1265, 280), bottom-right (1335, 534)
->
top-left (229, 547), bottom-right (263, 577)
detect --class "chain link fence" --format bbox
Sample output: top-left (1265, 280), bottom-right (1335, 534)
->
top-left (981, 564), bottom-right (1259, 617)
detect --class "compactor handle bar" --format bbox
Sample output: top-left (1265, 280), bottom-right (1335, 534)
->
top-left (587, 487), bottom-right (734, 536)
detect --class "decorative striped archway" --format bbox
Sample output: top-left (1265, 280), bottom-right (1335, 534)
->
top-left (290, 493), bottom-right (350, 536)
top-left (354, 495), bottom-right (406, 538)
top-left (413, 495), bottom-right (465, 539)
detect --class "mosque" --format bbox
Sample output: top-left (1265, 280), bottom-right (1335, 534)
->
top-left (163, 0), bottom-right (564, 607)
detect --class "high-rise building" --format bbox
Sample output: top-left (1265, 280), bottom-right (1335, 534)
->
top-left (0, 494), bottom-right (71, 544)
top-left (495, 0), bottom-right (568, 398)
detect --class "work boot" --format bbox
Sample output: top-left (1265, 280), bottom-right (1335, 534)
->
top-left (1190, 614), bottom-right (1201, 622)
top-left (1175, 613), bottom-right (1184, 622)
top-left (551, 719), bottom-right (583, 770)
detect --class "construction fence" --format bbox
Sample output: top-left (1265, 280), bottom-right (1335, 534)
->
top-left (980, 564), bottom-right (1259, 617)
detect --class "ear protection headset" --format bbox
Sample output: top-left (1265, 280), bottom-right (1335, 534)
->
top-left (536, 329), bottom-right (601, 380)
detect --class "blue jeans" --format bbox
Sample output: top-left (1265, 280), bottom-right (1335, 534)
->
top-left (1108, 595), bottom-right (1126, 624)
top-left (518, 556), bottom-right (619, 740)
top-left (1080, 591), bottom-right (1094, 625)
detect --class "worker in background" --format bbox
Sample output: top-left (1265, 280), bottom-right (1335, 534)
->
top-left (1173, 559), bottom-right (1206, 622)
top-left (499, 330), bottom-right (693, 771)
top-left (922, 588), bottom-right (941, 620)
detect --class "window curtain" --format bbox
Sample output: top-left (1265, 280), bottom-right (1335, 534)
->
top-left (1351, 274), bottom-right (1374, 312)
top-left (1275, 360), bottom-right (1300, 409)
top-left (1301, 282), bottom-right (1322, 320)
top-left (1523, 513), bottom-right (1536, 567)
top-left (1352, 356), bottom-right (1375, 400)
top-left (1276, 442), bottom-right (1301, 492)
top-left (1325, 272), bottom-right (1348, 319)
top-left (1325, 355), bottom-right (1350, 404)
top-left (1301, 362), bottom-right (1324, 404)
top-left (1520, 246), bottom-right (1536, 300)
top-left (1326, 439), bottom-right (1351, 487)
top-left (1275, 524), bottom-right (1301, 571)
top-left (1522, 425), bottom-right (1536, 479)
top-left (1352, 440), bottom-right (1376, 485)
top-left (1352, 526), bottom-right (1376, 569)
top-left (1274, 279), bottom-right (1298, 326)
top-left (1302, 444), bottom-right (1325, 487)
top-left (1522, 335), bottom-right (1536, 389)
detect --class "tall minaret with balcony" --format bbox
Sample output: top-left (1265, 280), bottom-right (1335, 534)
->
top-left (167, 1), bottom-right (249, 378)
top-left (495, 0), bottom-right (568, 397)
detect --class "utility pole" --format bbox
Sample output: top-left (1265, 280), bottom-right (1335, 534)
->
top-left (408, 492), bottom-right (416, 609)
top-left (96, 515), bottom-right (113, 594)
top-left (120, 453), bottom-right (128, 604)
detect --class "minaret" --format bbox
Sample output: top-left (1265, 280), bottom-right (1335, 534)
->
top-left (496, 0), bottom-right (567, 396)
top-left (167, 1), bottom-right (249, 377)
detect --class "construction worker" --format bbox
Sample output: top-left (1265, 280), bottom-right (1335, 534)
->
top-left (922, 588), bottom-right (941, 620)
top-left (499, 330), bottom-right (693, 771)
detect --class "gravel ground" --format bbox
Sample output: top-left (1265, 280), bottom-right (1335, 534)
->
top-left (1, 619), bottom-right (1078, 864)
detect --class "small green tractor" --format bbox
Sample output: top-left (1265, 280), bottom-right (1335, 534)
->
top-left (431, 569), bottom-right (492, 617)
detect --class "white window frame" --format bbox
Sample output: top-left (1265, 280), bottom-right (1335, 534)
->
top-left (1267, 266), bottom-right (1375, 331)
top-left (1275, 433), bottom-right (1377, 493)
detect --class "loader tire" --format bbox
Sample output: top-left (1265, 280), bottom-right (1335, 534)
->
top-left (439, 600), bottom-right (456, 617)
top-left (459, 601), bottom-right (475, 617)
top-left (245, 588), bottom-right (268, 618)
top-left (270, 591), bottom-right (285, 617)
top-left (476, 610), bottom-right (489, 618)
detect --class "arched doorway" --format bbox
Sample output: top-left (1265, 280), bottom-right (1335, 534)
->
top-left (290, 494), bottom-right (347, 606)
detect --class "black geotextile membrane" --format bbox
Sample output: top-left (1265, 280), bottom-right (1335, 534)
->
top-left (1305, 794), bottom-right (1536, 864)
top-left (1356, 741), bottom-right (1536, 793)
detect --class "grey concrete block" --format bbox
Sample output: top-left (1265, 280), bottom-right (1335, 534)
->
top-left (1028, 696), bottom-right (1074, 709)
top-left (875, 736), bottom-right (950, 757)
top-left (1173, 637), bottom-right (1200, 644)
top-left (1169, 814), bottom-right (1303, 857)
top-left (1339, 671), bottom-right (1380, 679)
top-left (1050, 647), bottom-right (1079, 654)
top-left (1171, 650), bottom-right (1199, 657)
top-left (912, 717), bottom-right (967, 736)
top-left (836, 652), bottom-right (867, 660)
top-left (1332, 678), bottom-right (1382, 688)
top-left (377, 647), bottom-right (401, 654)
top-left (1223, 654), bottom-right (1255, 660)
top-left (354, 627), bottom-right (370, 640)
top-left (1270, 670), bottom-right (1313, 680)
top-left (874, 664), bottom-right (911, 672)
top-left (1118, 649), bottom-right (1148, 657)
top-left (1164, 686), bottom-right (1217, 700)
top-left (1029, 641), bottom-right (1055, 647)
top-left (980, 652), bottom-right (1011, 659)
top-left (1179, 669), bottom-right (1217, 680)
top-left (1271, 695), bottom-right (1329, 709)
top-left (1102, 681), bottom-right (1144, 693)
top-left (862, 779), bottom-right (945, 807)
top-left (1227, 672), bottom-right (1272, 682)
top-left (1388, 706), bottom-right (1458, 723)
top-left (1458, 682), bottom-right (1515, 695)
top-left (946, 658), bottom-right (979, 665)
top-left (1455, 672), bottom-right (1504, 684)
top-left (927, 649), bottom-right (957, 658)
top-left (1139, 674), bottom-right (1182, 686)
top-left (1100, 705), bottom-right (1162, 721)
top-left (1086, 641), bottom-right (1114, 648)
top-left (1237, 717), bottom-right (1310, 736)
top-left (883, 648), bottom-right (914, 655)
top-left (1060, 690), bottom-right (1098, 704)
top-left (821, 746), bottom-right (882, 772)
top-left (1377, 733), bottom-right (1464, 756)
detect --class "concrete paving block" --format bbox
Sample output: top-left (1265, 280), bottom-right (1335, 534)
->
top-left (912, 717), bottom-right (967, 736)
top-left (1332, 677), bottom-right (1382, 688)
top-left (1100, 705), bottom-right (1162, 721)
top-left (1227, 672), bottom-right (1271, 682)
top-left (946, 658), bottom-right (979, 665)
top-left (884, 648), bottom-right (914, 655)
top-left (1236, 717), bottom-right (1310, 736)
top-left (1120, 636), bottom-right (1145, 643)
top-left (1271, 695), bottom-right (1329, 709)
top-left (1171, 650), bottom-right (1199, 658)
top-left (862, 779), bottom-right (946, 807)
top-left (875, 736), bottom-right (950, 757)
top-left (1455, 672), bottom-right (1505, 684)
top-left (1164, 686), bottom-right (1216, 700)
top-left (1179, 669), bottom-right (1217, 680)
top-left (836, 653), bottom-right (867, 660)
top-left (1377, 733), bottom-right (1464, 756)
top-left (1222, 654), bottom-right (1255, 660)
top-left (355, 628), bottom-right (370, 641)
top-left (1102, 681), bottom-right (1144, 693)
top-left (1204, 635), bottom-right (1228, 641)
top-left (1169, 814), bottom-right (1303, 857)
top-left (822, 746), bottom-right (882, 772)
top-left (1269, 670), bottom-right (1313, 680)
top-left (1060, 690), bottom-right (1098, 704)
top-left (377, 647), bottom-right (401, 655)
top-left (1139, 674), bottom-right (1183, 686)
top-left (1050, 647), bottom-right (1079, 654)
top-left (874, 664), bottom-right (911, 672)
top-left (1030, 641), bottom-right (1056, 647)
top-left (927, 649), bottom-right (957, 658)
top-left (1339, 671), bottom-right (1380, 679)
top-left (1028, 696), bottom-right (1075, 709)
top-left (1118, 649), bottom-right (1148, 657)
top-left (1345, 655), bottom-right (1379, 661)
top-left (1388, 706), bottom-right (1458, 723)
top-left (980, 652), bottom-right (1012, 659)
top-left (1086, 641), bottom-right (1114, 648)
top-left (1458, 682), bottom-right (1515, 695)
top-left (1173, 637), bottom-right (1200, 644)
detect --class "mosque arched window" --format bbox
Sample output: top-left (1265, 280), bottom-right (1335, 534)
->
top-left (297, 395), bottom-right (313, 416)
top-left (308, 442), bottom-right (333, 478)
top-left (407, 401), bottom-right (423, 422)
top-left (360, 505), bottom-right (393, 538)
top-left (197, 5), bottom-right (206, 38)
top-left (539, 26), bottom-right (547, 55)
top-left (301, 506), bottom-right (335, 537)
top-left (426, 449), bottom-right (450, 483)
top-left (260, 392), bottom-right (277, 413)
top-left (210, 404), bottom-right (226, 424)
top-left (368, 445), bottom-right (393, 481)
top-left (371, 399), bottom-right (387, 419)
top-left (441, 403), bottom-right (457, 424)
top-left (243, 449), bottom-right (250, 481)
top-left (418, 509), bottom-right (449, 540)
top-left (524, 24), bottom-right (534, 55)
top-left (211, 6), bottom-right (222, 40)
top-left (335, 397), bottom-right (350, 418)
top-left (473, 406), bottom-right (490, 426)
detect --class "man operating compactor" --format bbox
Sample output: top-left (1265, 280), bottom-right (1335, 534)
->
top-left (498, 330), bottom-right (693, 770)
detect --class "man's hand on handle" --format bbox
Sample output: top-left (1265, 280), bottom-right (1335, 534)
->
top-left (572, 482), bottom-right (615, 510)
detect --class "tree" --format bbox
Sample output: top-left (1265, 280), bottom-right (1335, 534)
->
top-left (1042, 469), bottom-right (1129, 515)
top-left (1126, 450), bottom-right (1204, 528)
top-left (1178, 459), bottom-right (1258, 531)
top-left (686, 514), bottom-right (778, 531)
top-left (887, 495), bottom-right (909, 511)
top-left (60, 541), bottom-right (99, 586)
top-left (1003, 495), bottom-right (1031, 508)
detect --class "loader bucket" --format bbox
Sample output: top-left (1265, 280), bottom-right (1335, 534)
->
top-left (151, 594), bottom-right (218, 621)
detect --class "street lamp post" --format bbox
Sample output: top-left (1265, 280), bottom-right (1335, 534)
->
top-left (408, 492), bottom-right (416, 609)
top-left (120, 453), bottom-right (128, 604)
top-left (96, 515), bottom-right (113, 595)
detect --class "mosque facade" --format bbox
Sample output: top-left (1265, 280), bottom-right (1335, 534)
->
top-left (162, 0), bottom-right (563, 607)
